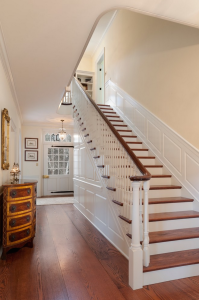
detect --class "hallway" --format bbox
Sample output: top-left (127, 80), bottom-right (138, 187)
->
top-left (1, 204), bottom-right (199, 300)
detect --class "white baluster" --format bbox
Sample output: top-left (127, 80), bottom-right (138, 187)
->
top-left (139, 182), bottom-right (143, 242)
top-left (129, 180), bottom-right (143, 290)
top-left (143, 180), bottom-right (150, 267)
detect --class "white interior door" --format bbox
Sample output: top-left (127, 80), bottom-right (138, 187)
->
top-left (43, 145), bottom-right (73, 196)
top-left (97, 53), bottom-right (105, 104)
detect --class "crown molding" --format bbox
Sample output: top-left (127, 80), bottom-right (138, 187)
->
top-left (0, 23), bottom-right (23, 123)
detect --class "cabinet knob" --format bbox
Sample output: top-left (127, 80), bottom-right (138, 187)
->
top-left (27, 203), bottom-right (30, 209)
top-left (10, 205), bottom-right (17, 213)
top-left (35, 186), bottom-right (37, 194)
top-left (26, 216), bottom-right (30, 222)
top-left (10, 219), bottom-right (16, 227)
top-left (10, 190), bottom-right (17, 198)
top-left (26, 229), bottom-right (30, 236)
top-left (10, 234), bottom-right (16, 242)
top-left (27, 188), bottom-right (31, 195)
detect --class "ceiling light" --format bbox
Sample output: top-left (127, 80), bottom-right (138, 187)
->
top-left (58, 120), bottom-right (66, 141)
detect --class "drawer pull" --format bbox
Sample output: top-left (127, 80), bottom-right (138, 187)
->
top-left (27, 203), bottom-right (31, 209)
top-left (10, 234), bottom-right (16, 242)
top-left (10, 205), bottom-right (17, 213)
top-left (26, 229), bottom-right (30, 236)
top-left (10, 219), bottom-right (16, 227)
top-left (27, 188), bottom-right (31, 195)
top-left (35, 200), bottom-right (36, 205)
top-left (35, 186), bottom-right (37, 194)
top-left (10, 190), bottom-right (17, 198)
top-left (26, 216), bottom-right (30, 222)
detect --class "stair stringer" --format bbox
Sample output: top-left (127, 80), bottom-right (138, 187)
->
top-left (73, 118), bottom-right (132, 258)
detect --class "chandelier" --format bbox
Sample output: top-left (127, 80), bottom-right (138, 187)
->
top-left (58, 120), bottom-right (66, 141)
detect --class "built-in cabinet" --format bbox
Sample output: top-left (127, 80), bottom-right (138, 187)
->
top-left (75, 70), bottom-right (94, 99)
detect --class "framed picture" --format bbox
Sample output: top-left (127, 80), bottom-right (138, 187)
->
top-left (25, 150), bottom-right (38, 161)
top-left (25, 138), bottom-right (38, 149)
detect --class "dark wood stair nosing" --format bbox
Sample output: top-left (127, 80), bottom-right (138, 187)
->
top-left (112, 200), bottom-right (123, 206)
top-left (97, 165), bottom-right (105, 168)
top-left (93, 156), bottom-right (100, 159)
top-left (119, 215), bottom-right (132, 224)
top-left (101, 175), bottom-right (110, 179)
top-left (106, 187), bottom-right (116, 192)
top-left (90, 148), bottom-right (96, 151)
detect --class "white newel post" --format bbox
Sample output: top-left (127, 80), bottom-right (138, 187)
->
top-left (129, 180), bottom-right (143, 290)
top-left (143, 180), bottom-right (150, 267)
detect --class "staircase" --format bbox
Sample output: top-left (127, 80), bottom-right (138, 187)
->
top-left (72, 77), bottom-right (199, 289)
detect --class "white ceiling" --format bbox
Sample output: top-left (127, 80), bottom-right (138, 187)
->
top-left (1, 0), bottom-right (199, 125)
top-left (84, 10), bottom-right (117, 56)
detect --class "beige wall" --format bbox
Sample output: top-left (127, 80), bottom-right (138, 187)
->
top-left (0, 57), bottom-right (22, 189)
top-left (92, 9), bottom-right (199, 149)
top-left (77, 54), bottom-right (93, 72)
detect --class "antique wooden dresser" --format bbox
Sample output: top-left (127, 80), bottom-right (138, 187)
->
top-left (1, 180), bottom-right (37, 259)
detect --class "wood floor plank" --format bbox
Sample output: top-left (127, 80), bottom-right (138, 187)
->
top-left (45, 205), bottom-right (126, 300)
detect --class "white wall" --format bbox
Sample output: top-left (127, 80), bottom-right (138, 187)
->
top-left (73, 126), bottom-right (129, 257)
top-left (0, 54), bottom-right (21, 189)
top-left (22, 125), bottom-right (74, 197)
top-left (92, 9), bottom-right (199, 149)
top-left (77, 55), bottom-right (93, 72)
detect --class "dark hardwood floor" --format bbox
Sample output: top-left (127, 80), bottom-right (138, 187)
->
top-left (1, 204), bottom-right (199, 299)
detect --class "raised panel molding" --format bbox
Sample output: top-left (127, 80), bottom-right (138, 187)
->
top-left (105, 80), bottom-right (199, 202)
top-left (134, 109), bottom-right (146, 136)
top-left (147, 120), bottom-right (161, 152)
top-left (163, 134), bottom-right (181, 173)
top-left (95, 194), bottom-right (107, 226)
top-left (185, 154), bottom-right (199, 193)
top-left (79, 187), bottom-right (85, 208)
top-left (85, 190), bottom-right (95, 216)
top-left (108, 207), bottom-right (124, 240)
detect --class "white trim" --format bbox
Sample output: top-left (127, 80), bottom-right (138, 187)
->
top-left (91, 10), bottom-right (118, 57)
top-left (0, 24), bottom-right (23, 123)
top-left (73, 177), bottom-right (102, 189)
top-left (76, 69), bottom-right (95, 75)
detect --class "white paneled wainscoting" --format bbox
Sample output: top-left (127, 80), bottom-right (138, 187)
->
top-left (73, 77), bottom-right (199, 290)
top-left (105, 80), bottom-right (199, 206)
top-left (73, 142), bottom-right (130, 258)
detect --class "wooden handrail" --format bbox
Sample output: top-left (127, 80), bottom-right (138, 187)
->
top-left (74, 77), bottom-right (151, 181)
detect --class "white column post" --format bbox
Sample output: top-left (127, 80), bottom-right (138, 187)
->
top-left (143, 180), bottom-right (150, 267)
top-left (139, 182), bottom-right (143, 242)
top-left (129, 180), bottom-right (143, 290)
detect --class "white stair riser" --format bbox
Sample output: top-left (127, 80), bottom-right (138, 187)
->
top-left (122, 137), bottom-right (138, 142)
top-left (150, 237), bottom-right (199, 255)
top-left (110, 121), bottom-right (125, 125)
top-left (117, 131), bottom-right (133, 136)
top-left (132, 150), bottom-right (149, 156)
top-left (148, 189), bottom-right (181, 198)
top-left (114, 126), bottom-right (129, 131)
top-left (129, 144), bottom-right (143, 149)
top-left (145, 167), bottom-right (163, 175)
top-left (143, 264), bottom-right (199, 286)
top-left (148, 201), bottom-right (193, 214)
top-left (139, 159), bottom-right (156, 165)
top-left (150, 177), bottom-right (172, 185)
top-left (149, 218), bottom-right (199, 232)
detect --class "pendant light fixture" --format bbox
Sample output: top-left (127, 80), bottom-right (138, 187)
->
top-left (58, 120), bottom-right (67, 141)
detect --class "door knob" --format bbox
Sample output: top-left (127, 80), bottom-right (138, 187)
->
top-left (43, 175), bottom-right (49, 178)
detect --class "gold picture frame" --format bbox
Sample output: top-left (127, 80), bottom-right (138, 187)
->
top-left (1, 108), bottom-right (10, 170)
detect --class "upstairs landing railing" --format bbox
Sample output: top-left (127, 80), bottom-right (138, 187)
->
top-left (72, 77), bottom-right (151, 290)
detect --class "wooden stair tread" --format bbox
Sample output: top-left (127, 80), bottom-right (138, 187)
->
top-left (119, 215), bottom-right (132, 224)
top-left (97, 104), bottom-right (110, 107)
top-left (121, 135), bottom-right (137, 138)
top-left (151, 175), bottom-right (172, 178)
top-left (144, 165), bottom-right (163, 168)
top-left (113, 124), bottom-right (128, 127)
top-left (149, 211), bottom-right (199, 222)
top-left (112, 200), bottom-right (123, 206)
top-left (127, 228), bottom-right (199, 244)
top-left (127, 142), bottom-right (142, 144)
top-left (84, 134), bottom-right (89, 137)
top-left (131, 149), bottom-right (148, 151)
top-left (149, 227), bottom-right (199, 244)
top-left (87, 140), bottom-right (92, 143)
top-left (102, 111), bottom-right (116, 114)
top-left (106, 187), bottom-right (116, 191)
top-left (82, 128), bottom-right (86, 131)
top-left (149, 185), bottom-right (182, 190)
top-left (90, 148), bottom-right (96, 151)
top-left (106, 115), bottom-right (120, 118)
top-left (110, 120), bottom-right (123, 122)
top-left (148, 197), bottom-right (193, 204)
top-left (99, 107), bottom-right (113, 110)
top-left (93, 156), bottom-right (100, 159)
top-left (117, 130), bottom-right (132, 132)
top-left (137, 156), bottom-right (155, 159)
top-left (101, 175), bottom-right (110, 179)
top-left (143, 249), bottom-right (199, 273)
top-left (97, 165), bottom-right (104, 168)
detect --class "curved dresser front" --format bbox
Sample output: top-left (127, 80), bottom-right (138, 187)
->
top-left (1, 180), bottom-right (37, 260)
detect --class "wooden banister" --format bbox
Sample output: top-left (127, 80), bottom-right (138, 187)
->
top-left (74, 77), bottom-right (151, 181)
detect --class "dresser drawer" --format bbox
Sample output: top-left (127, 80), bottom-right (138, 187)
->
top-left (7, 212), bottom-right (32, 231)
top-left (8, 185), bottom-right (33, 201)
top-left (7, 199), bottom-right (32, 216)
top-left (7, 225), bottom-right (32, 246)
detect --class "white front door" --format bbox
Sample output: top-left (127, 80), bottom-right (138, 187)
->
top-left (43, 145), bottom-right (73, 196)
